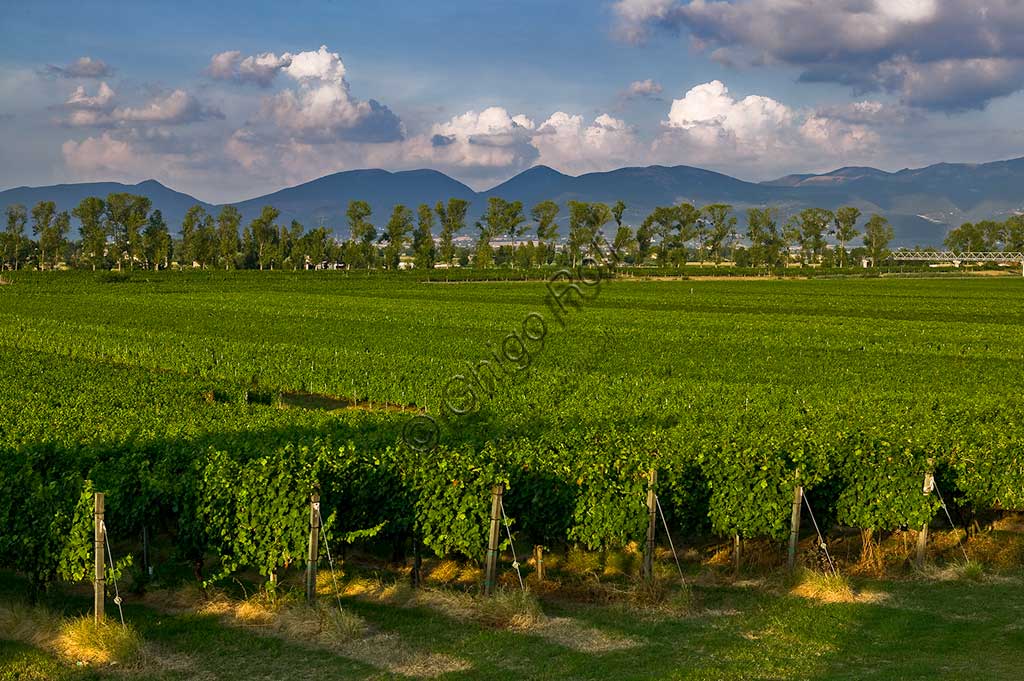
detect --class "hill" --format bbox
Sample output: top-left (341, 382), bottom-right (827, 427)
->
top-left (4, 157), bottom-right (1024, 247)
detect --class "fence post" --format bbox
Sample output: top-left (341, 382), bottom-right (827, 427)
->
top-left (484, 484), bottom-right (504, 596)
top-left (916, 472), bottom-right (934, 569)
top-left (787, 484), bottom-right (804, 574)
top-left (734, 534), bottom-right (742, 575)
top-left (643, 469), bottom-right (657, 582)
top-left (94, 492), bottom-right (105, 624)
top-left (534, 545), bottom-right (545, 582)
top-left (306, 494), bottom-right (320, 604)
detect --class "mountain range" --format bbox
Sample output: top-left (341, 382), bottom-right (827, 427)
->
top-left (4, 157), bottom-right (1024, 247)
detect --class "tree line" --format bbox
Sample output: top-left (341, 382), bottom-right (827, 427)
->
top-left (1, 192), bottom-right (905, 271)
top-left (943, 216), bottom-right (1024, 252)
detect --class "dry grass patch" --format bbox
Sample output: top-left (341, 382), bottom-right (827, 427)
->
top-left (425, 559), bottom-right (482, 586)
top-left (531, 617), bottom-right (642, 653)
top-left (54, 616), bottom-right (144, 666)
top-left (925, 560), bottom-right (987, 583)
top-left (0, 602), bottom-right (143, 667)
top-left (337, 574), bottom-right (414, 605)
top-left (202, 592), bottom-right (369, 645)
top-left (788, 568), bottom-right (886, 604)
top-left (338, 633), bottom-right (472, 677)
top-left (415, 588), bottom-right (545, 630)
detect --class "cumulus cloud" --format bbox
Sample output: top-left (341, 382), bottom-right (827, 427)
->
top-left (533, 112), bottom-right (639, 173)
top-left (623, 79), bottom-right (664, 99)
top-left (209, 45), bottom-right (403, 143)
top-left (612, 0), bottom-right (1024, 110)
top-left (662, 80), bottom-right (793, 148)
top-left (114, 90), bottom-right (224, 124)
top-left (61, 82), bottom-right (117, 127)
top-left (65, 82), bottom-right (116, 110)
top-left (207, 50), bottom-right (292, 86)
top-left (407, 106), bottom-right (538, 176)
top-left (61, 126), bottom-right (249, 198)
top-left (62, 132), bottom-right (146, 175)
top-left (652, 80), bottom-right (897, 177)
top-left (59, 83), bottom-right (222, 127)
top-left (43, 56), bottom-right (114, 79)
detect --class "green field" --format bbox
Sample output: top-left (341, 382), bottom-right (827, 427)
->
top-left (1, 270), bottom-right (1023, 678)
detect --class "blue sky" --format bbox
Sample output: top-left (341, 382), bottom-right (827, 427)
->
top-left (2, 0), bottom-right (1023, 202)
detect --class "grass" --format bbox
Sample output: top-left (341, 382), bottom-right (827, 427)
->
top-left (0, 602), bottom-right (142, 669)
top-left (3, 568), bottom-right (1023, 680)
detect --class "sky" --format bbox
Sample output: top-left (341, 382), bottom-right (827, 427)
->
top-left (3, 0), bottom-right (1024, 203)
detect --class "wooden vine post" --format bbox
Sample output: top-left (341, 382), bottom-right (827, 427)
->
top-left (533, 545), bottom-right (545, 582)
top-left (787, 483), bottom-right (804, 574)
top-left (94, 492), bottom-right (105, 624)
top-left (306, 494), bottom-right (320, 604)
top-left (916, 472), bottom-right (934, 569)
top-left (484, 484), bottom-right (504, 596)
top-left (643, 469), bottom-right (657, 582)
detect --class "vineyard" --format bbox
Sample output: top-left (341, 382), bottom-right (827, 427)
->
top-left (1, 270), bottom-right (1024, 597)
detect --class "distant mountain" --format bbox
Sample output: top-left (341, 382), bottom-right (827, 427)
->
top-left (4, 157), bottom-right (1024, 247)
top-left (0, 180), bottom-right (214, 236)
top-left (230, 168), bottom-right (476, 229)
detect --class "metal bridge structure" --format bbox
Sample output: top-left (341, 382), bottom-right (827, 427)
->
top-left (891, 251), bottom-right (1024, 276)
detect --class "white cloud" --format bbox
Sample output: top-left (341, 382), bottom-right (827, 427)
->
top-left (115, 90), bottom-right (224, 124)
top-left (44, 56), bottom-right (114, 79)
top-left (533, 112), bottom-right (639, 173)
top-left (663, 80), bottom-right (793, 145)
top-left (612, 0), bottom-right (1024, 110)
top-left (62, 132), bottom-right (182, 180)
top-left (209, 45), bottom-right (403, 143)
top-left (208, 50), bottom-right (292, 86)
top-left (623, 79), bottom-right (664, 99)
top-left (652, 80), bottom-right (900, 177)
top-left (60, 84), bottom-right (222, 127)
top-left (65, 82), bottom-right (116, 110)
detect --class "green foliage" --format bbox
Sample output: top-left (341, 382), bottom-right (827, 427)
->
top-left (2, 272), bottom-right (1023, 591)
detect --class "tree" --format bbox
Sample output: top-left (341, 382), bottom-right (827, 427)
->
top-left (702, 203), bottom-right (736, 264)
top-left (791, 208), bottom-right (833, 264)
top-left (476, 197), bottom-right (523, 268)
top-left (180, 205), bottom-right (214, 268)
top-left (105, 193), bottom-right (151, 270)
top-left (49, 211), bottom-right (71, 269)
top-left (216, 206), bottom-right (241, 269)
top-left (143, 209), bottom-right (172, 270)
top-left (381, 204), bottom-right (413, 269)
top-left (612, 200), bottom-right (626, 231)
top-left (978, 220), bottom-right (1006, 250)
top-left (864, 214), bottom-right (894, 266)
top-left (1005, 215), bottom-right (1024, 251)
top-left (277, 220), bottom-right (304, 269)
top-left (299, 227), bottom-right (332, 269)
top-left (531, 200), bottom-right (560, 266)
top-left (746, 207), bottom-right (782, 269)
top-left (944, 222), bottom-right (987, 252)
top-left (435, 198), bottom-right (468, 267)
top-left (612, 225), bottom-right (636, 263)
top-left (31, 201), bottom-right (57, 270)
top-left (412, 204), bottom-right (436, 270)
top-left (635, 220), bottom-right (654, 264)
top-left (641, 203), bottom-right (699, 266)
top-left (347, 200), bottom-right (376, 269)
top-left (567, 201), bottom-right (613, 267)
top-left (73, 197), bottom-right (107, 271)
top-left (249, 206), bottom-right (280, 270)
top-left (833, 206), bottom-right (861, 267)
top-left (503, 200), bottom-right (528, 267)
top-left (3, 204), bottom-right (27, 271)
